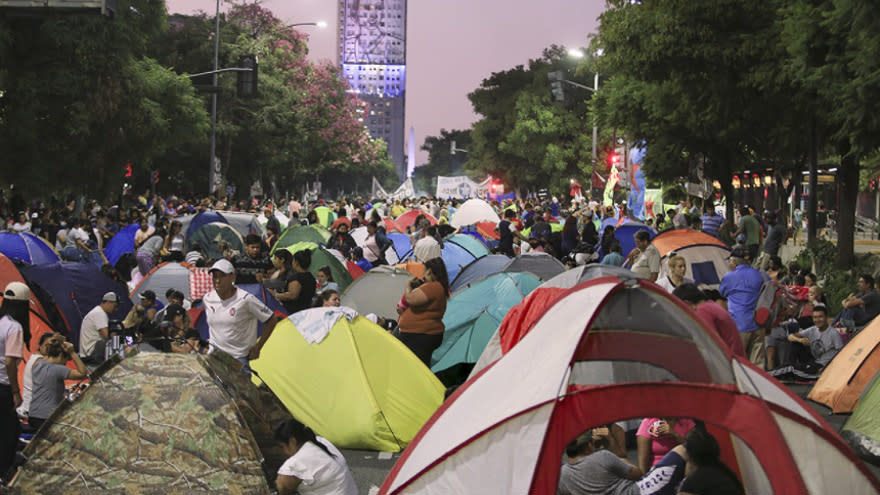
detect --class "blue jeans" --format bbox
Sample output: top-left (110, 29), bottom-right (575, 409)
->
top-left (234, 356), bottom-right (252, 377)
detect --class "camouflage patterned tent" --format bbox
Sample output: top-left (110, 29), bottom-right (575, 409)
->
top-left (10, 351), bottom-right (292, 494)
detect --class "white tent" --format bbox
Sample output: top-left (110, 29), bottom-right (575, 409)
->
top-left (450, 199), bottom-right (500, 228)
top-left (380, 278), bottom-right (880, 494)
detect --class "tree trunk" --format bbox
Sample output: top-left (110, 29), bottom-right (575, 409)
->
top-left (807, 120), bottom-right (818, 244)
top-left (837, 153), bottom-right (859, 269)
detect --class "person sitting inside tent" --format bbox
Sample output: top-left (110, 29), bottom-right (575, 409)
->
top-left (558, 427), bottom-right (689, 495)
top-left (29, 335), bottom-right (88, 430)
top-left (677, 429), bottom-right (744, 495)
top-left (636, 417), bottom-right (696, 475)
top-left (769, 305), bottom-right (843, 381)
top-left (275, 417), bottom-right (358, 495)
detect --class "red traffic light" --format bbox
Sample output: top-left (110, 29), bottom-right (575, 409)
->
top-left (607, 152), bottom-right (621, 165)
top-left (124, 163), bottom-right (133, 178)
top-left (152, 171), bottom-right (160, 184)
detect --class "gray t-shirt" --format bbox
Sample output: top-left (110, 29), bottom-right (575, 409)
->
top-left (29, 359), bottom-right (71, 420)
top-left (800, 326), bottom-right (843, 366)
top-left (762, 223), bottom-right (786, 255)
top-left (558, 450), bottom-right (639, 495)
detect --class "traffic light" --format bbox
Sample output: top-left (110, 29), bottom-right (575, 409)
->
top-left (237, 55), bottom-right (258, 97)
top-left (123, 163), bottom-right (133, 178)
top-left (548, 70), bottom-right (565, 102)
top-left (152, 170), bottom-right (160, 184)
top-left (607, 152), bottom-right (621, 166)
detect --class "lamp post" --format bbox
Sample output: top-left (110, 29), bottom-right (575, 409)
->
top-left (207, 14), bottom-right (326, 194)
top-left (566, 49), bottom-right (599, 199)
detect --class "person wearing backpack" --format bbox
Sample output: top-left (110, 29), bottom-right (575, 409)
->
top-left (720, 245), bottom-right (766, 367)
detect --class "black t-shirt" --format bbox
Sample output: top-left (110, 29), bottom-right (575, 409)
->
top-left (282, 271), bottom-right (316, 314)
top-left (678, 465), bottom-right (743, 495)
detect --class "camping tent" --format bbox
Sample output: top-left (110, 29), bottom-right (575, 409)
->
top-left (539, 263), bottom-right (642, 289)
top-left (187, 221), bottom-right (245, 260)
top-left (20, 261), bottom-right (132, 350)
top-left (12, 351), bottom-right (292, 494)
top-left (451, 199), bottom-right (501, 228)
top-left (103, 223), bottom-right (141, 266)
top-left (600, 220), bottom-right (655, 258)
top-left (446, 234), bottom-right (489, 259)
top-left (652, 229), bottom-right (731, 287)
top-left (431, 272), bottom-right (541, 375)
top-left (380, 278), bottom-right (880, 494)
top-left (0, 231), bottom-right (59, 265)
top-left (341, 266), bottom-right (413, 321)
top-left (312, 206), bottom-right (337, 227)
top-left (450, 253), bottom-right (566, 293)
top-left (272, 225), bottom-right (330, 253)
top-left (809, 315), bottom-right (880, 413)
top-left (842, 371), bottom-right (880, 465)
top-left (403, 240), bottom-right (476, 283)
top-left (396, 210), bottom-right (437, 230)
top-left (130, 262), bottom-right (195, 304)
top-left (279, 242), bottom-right (354, 292)
top-left (251, 309), bottom-right (445, 451)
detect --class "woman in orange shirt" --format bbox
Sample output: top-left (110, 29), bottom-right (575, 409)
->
top-left (396, 257), bottom-right (450, 365)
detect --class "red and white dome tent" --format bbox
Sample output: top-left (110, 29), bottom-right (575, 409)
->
top-left (380, 277), bottom-right (880, 494)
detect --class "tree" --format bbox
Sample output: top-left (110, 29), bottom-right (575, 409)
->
top-left (412, 129), bottom-right (471, 193)
top-left (467, 46), bottom-right (596, 196)
top-left (781, 0), bottom-right (880, 267)
top-left (0, 0), bottom-right (210, 198)
top-left (592, 0), bottom-right (813, 221)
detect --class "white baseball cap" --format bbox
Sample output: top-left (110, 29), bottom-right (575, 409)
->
top-left (4, 282), bottom-right (30, 302)
top-left (209, 259), bottom-right (235, 274)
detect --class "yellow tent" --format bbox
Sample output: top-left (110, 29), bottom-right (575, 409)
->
top-left (252, 315), bottom-right (445, 452)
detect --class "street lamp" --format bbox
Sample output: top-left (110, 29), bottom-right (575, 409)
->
top-left (566, 48), bottom-right (600, 199)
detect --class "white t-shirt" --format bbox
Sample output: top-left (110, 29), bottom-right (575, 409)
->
top-left (68, 227), bottom-right (89, 248)
top-left (17, 353), bottom-right (43, 417)
top-left (203, 287), bottom-right (273, 358)
top-left (631, 244), bottom-right (661, 279)
top-left (79, 305), bottom-right (109, 358)
top-left (277, 439), bottom-right (357, 495)
top-left (0, 315), bottom-right (24, 385)
top-left (12, 221), bottom-right (31, 233)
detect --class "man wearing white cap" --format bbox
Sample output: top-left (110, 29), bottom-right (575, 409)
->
top-left (1, 282), bottom-right (30, 478)
top-left (79, 292), bottom-right (120, 364)
top-left (203, 259), bottom-right (279, 373)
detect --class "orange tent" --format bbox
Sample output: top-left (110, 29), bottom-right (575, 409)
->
top-left (809, 316), bottom-right (880, 413)
top-left (395, 260), bottom-right (425, 279)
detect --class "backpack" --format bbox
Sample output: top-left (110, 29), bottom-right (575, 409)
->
top-left (754, 278), bottom-right (796, 328)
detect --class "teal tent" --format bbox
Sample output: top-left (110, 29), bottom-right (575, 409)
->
top-left (430, 272), bottom-right (541, 381)
top-left (843, 372), bottom-right (880, 465)
top-left (446, 234), bottom-right (490, 259)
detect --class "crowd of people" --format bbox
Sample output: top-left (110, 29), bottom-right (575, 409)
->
top-left (0, 190), bottom-right (859, 493)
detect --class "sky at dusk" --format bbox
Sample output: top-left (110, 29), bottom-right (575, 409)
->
top-left (166, 0), bottom-right (606, 168)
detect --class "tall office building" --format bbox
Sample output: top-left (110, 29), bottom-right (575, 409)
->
top-left (338, 0), bottom-right (407, 181)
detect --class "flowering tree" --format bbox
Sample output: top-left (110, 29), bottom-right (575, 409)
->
top-left (217, 3), bottom-right (395, 196)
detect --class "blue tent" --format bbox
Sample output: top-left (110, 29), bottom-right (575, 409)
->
top-left (403, 240), bottom-right (477, 283)
top-left (185, 211), bottom-right (228, 238)
top-left (600, 220), bottom-right (656, 258)
top-left (446, 234), bottom-right (490, 259)
top-left (431, 272), bottom-right (541, 375)
top-left (387, 233), bottom-right (413, 259)
top-left (450, 255), bottom-right (511, 293)
top-left (103, 223), bottom-right (141, 266)
top-left (0, 231), bottom-right (60, 265)
top-left (191, 283), bottom-right (286, 341)
top-left (20, 262), bottom-right (132, 349)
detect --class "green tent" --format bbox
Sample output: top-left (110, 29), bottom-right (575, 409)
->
top-left (280, 242), bottom-right (353, 292)
top-left (446, 233), bottom-right (490, 259)
top-left (187, 221), bottom-right (245, 260)
top-left (272, 225), bottom-right (330, 255)
top-left (312, 206), bottom-right (336, 228)
top-left (11, 351), bottom-right (291, 494)
top-left (842, 372), bottom-right (880, 465)
top-left (431, 272), bottom-right (541, 379)
top-left (251, 314), bottom-right (445, 452)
